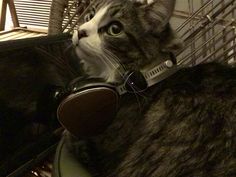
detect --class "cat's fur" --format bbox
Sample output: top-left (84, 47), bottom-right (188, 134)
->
top-left (0, 44), bottom-right (80, 164)
top-left (66, 0), bottom-right (236, 176)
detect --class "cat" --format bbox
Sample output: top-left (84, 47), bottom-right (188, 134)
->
top-left (63, 0), bottom-right (236, 176)
top-left (0, 39), bottom-right (81, 173)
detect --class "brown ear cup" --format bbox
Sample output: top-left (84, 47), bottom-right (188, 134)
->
top-left (56, 78), bottom-right (119, 138)
top-left (56, 71), bottom-right (148, 138)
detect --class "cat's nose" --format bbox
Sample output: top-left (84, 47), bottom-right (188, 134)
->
top-left (78, 30), bottom-right (88, 40)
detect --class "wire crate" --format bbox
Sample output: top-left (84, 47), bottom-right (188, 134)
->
top-left (173, 0), bottom-right (236, 66)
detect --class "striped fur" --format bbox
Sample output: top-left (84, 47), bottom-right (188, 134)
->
top-left (67, 0), bottom-right (236, 177)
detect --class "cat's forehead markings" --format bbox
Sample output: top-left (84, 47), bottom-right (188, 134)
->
top-left (107, 4), bottom-right (123, 17)
top-left (93, 5), bottom-right (110, 24)
top-left (92, 0), bottom-right (108, 10)
top-left (86, 4), bottom-right (110, 28)
top-left (79, 5), bottom-right (110, 33)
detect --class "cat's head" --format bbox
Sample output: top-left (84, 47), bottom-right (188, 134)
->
top-left (72, 0), bottom-right (181, 83)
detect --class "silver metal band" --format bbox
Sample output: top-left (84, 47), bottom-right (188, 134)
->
top-left (116, 60), bottom-right (178, 95)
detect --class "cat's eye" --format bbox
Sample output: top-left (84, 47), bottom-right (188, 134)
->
top-left (107, 22), bottom-right (123, 36)
top-left (84, 9), bottom-right (95, 22)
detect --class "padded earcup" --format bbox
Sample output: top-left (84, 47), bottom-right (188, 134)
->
top-left (57, 78), bottom-right (119, 138)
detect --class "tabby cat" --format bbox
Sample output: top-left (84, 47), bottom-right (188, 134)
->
top-left (0, 40), bottom-right (80, 173)
top-left (64, 0), bottom-right (236, 176)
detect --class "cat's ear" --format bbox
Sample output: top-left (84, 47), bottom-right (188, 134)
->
top-left (134, 0), bottom-right (176, 33)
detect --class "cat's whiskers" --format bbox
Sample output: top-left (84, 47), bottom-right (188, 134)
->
top-left (80, 40), bottom-right (101, 55)
top-left (101, 47), bottom-right (148, 112)
top-left (78, 40), bottom-right (121, 78)
top-left (102, 47), bottom-right (127, 71)
top-left (79, 42), bottom-right (115, 79)
top-left (102, 47), bottom-right (127, 77)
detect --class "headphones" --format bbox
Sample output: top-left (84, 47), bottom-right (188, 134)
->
top-left (55, 71), bottom-right (148, 138)
top-left (55, 59), bottom-right (178, 138)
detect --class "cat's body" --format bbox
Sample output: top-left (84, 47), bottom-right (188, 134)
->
top-left (65, 0), bottom-right (236, 176)
top-left (0, 43), bottom-right (80, 165)
top-left (66, 62), bottom-right (236, 177)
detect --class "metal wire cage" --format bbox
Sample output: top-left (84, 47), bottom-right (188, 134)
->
top-left (48, 0), bottom-right (236, 67)
top-left (48, 0), bottom-right (93, 34)
top-left (174, 0), bottom-right (236, 66)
